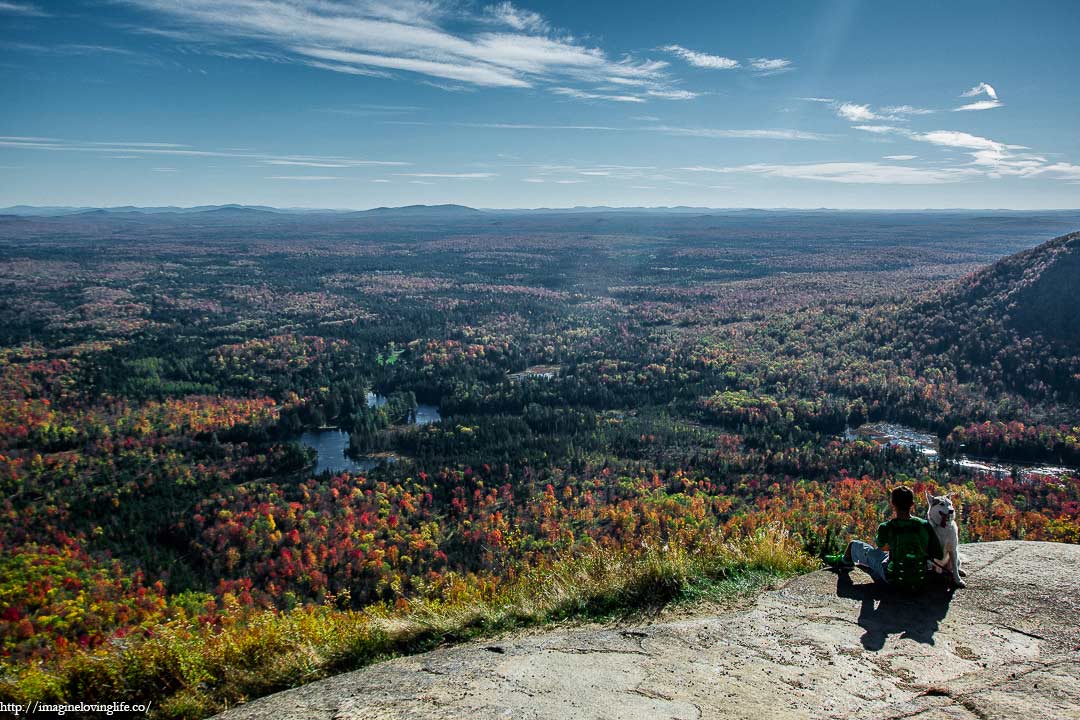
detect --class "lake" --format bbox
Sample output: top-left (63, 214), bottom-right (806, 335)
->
top-left (299, 429), bottom-right (384, 475)
top-left (297, 397), bottom-right (440, 474)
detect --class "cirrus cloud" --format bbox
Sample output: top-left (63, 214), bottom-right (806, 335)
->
top-left (749, 57), bottom-right (793, 75)
top-left (661, 45), bottom-right (739, 69)
top-left (680, 162), bottom-right (974, 185)
top-left (120, 0), bottom-right (685, 103)
top-left (955, 82), bottom-right (1002, 111)
top-left (0, 1), bottom-right (48, 16)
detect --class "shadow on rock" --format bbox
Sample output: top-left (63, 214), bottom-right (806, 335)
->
top-left (834, 570), bottom-right (954, 651)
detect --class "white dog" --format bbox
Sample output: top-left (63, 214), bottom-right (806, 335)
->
top-left (926, 492), bottom-right (966, 588)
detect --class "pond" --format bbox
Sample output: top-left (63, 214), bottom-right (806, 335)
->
top-left (413, 403), bottom-right (441, 425)
top-left (367, 392), bottom-right (440, 425)
top-left (296, 396), bottom-right (440, 474)
top-left (845, 422), bottom-right (1076, 480)
top-left (298, 429), bottom-right (389, 475)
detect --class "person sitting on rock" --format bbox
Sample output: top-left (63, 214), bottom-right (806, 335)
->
top-left (826, 486), bottom-right (944, 589)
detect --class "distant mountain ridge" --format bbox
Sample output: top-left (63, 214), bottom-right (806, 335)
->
top-left (0, 204), bottom-right (350, 217)
top-left (353, 204), bottom-right (481, 217)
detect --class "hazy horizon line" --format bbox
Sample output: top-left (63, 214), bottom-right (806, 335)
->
top-left (5, 203), bottom-right (1080, 213)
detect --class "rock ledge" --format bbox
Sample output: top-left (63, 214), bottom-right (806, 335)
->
top-left (216, 541), bottom-right (1080, 720)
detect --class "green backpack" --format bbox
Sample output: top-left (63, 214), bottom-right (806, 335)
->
top-left (883, 519), bottom-right (931, 589)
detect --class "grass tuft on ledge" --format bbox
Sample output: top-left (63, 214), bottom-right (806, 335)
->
top-left (2, 525), bottom-right (816, 719)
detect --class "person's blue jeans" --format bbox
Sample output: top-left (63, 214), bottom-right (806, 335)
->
top-left (849, 540), bottom-right (889, 584)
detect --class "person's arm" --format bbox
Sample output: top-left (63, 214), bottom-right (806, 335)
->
top-left (875, 522), bottom-right (890, 551)
top-left (926, 524), bottom-right (945, 561)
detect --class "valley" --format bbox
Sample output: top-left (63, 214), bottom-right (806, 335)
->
top-left (0, 208), bottom-right (1078, 717)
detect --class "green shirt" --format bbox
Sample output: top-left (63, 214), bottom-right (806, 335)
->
top-left (876, 517), bottom-right (944, 586)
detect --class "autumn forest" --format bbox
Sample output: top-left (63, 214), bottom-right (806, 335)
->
top-left (1, 208), bottom-right (1078, 716)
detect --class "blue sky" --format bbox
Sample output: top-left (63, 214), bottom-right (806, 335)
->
top-left (2, 0), bottom-right (1079, 209)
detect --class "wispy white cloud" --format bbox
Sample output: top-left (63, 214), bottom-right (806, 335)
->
top-left (295, 45), bottom-right (531, 87)
top-left (0, 135), bottom-right (59, 142)
top-left (118, 24), bottom-right (205, 42)
top-left (262, 158), bottom-right (405, 167)
top-left (954, 99), bottom-right (1002, 112)
top-left (661, 45), bottom-right (739, 69)
top-left (680, 162), bottom-right (974, 184)
top-left (484, 2), bottom-right (549, 33)
top-left (1, 41), bottom-right (140, 56)
top-left (603, 77), bottom-right (650, 86)
top-left (551, 87), bottom-right (646, 103)
top-left (851, 125), bottom-right (1055, 179)
top-left (261, 160), bottom-right (356, 168)
top-left (320, 104), bottom-right (421, 117)
top-left (267, 175), bottom-right (341, 180)
top-left (1029, 162), bottom-right (1080, 180)
top-left (655, 126), bottom-right (830, 141)
top-left (297, 46), bottom-right (527, 87)
top-left (396, 172), bottom-right (497, 179)
top-left (913, 130), bottom-right (1039, 176)
top-left (0, 135), bottom-right (408, 166)
top-left (836, 103), bottom-right (880, 122)
top-left (881, 105), bottom-right (933, 116)
top-left (120, 0), bottom-right (678, 101)
top-left (87, 141), bottom-right (189, 147)
top-left (962, 82), bottom-right (998, 100)
top-left (884, 154), bottom-right (917, 160)
top-left (848, 125), bottom-right (1008, 156)
top-left (422, 122), bottom-right (829, 141)
top-left (853, 124), bottom-right (904, 134)
top-left (645, 89), bottom-right (700, 100)
top-left (955, 82), bottom-right (1002, 111)
top-left (456, 122), bottom-right (620, 131)
top-left (569, 164), bottom-right (654, 180)
top-left (0, 1), bottom-right (47, 16)
top-left (914, 130), bottom-right (1019, 151)
top-left (749, 57), bottom-right (793, 75)
top-left (303, 60), bottom-right (393, 79)
top-left (812, 98), bottom-right (933, 122)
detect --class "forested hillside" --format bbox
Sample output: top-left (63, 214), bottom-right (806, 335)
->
top-left (898, 230), bottom-right (1080, 401)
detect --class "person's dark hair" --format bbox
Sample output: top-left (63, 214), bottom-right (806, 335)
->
top-left (891, 486), bottom-right (915, 511)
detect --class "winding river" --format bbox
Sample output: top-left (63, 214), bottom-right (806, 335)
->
top-left (845, 422), bottom-right (1076, 479)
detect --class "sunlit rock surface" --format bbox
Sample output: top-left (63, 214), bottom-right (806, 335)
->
top-left (215, 541), bottom-right (1080, 720)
